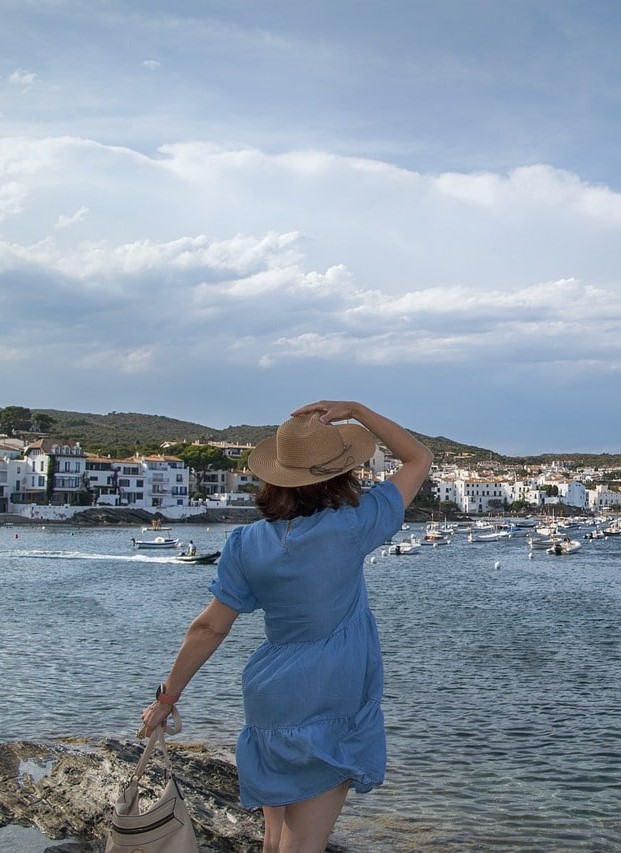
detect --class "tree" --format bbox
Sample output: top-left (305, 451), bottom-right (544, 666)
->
top-left (0, 405), bottom-right (32, 435)
top-left (30, 412), bottom-right (57, 433)
top-left (236, 448), bottom-right (252, 470)
top-left (169, 444), bottom-right (234, 495)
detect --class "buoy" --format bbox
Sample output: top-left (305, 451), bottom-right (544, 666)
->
top-left (528, 552), bottom-right (533, 560)
top-left (381, 550), bottom-right (387, 556)
top-left (370, 556), bottom-right (376, 564)
top-left (494, 560), bottom-right (501, 570)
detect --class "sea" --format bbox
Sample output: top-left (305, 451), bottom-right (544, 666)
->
top-left (1, 521), bottom-right (620, 852)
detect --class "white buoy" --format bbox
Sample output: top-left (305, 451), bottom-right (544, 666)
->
top-left (494, 560), bottom-right (501, 570)
top-left (528, 552), bottom-right (533, 560)
top-left (370, 556), bottom-right (377, 564)
top-left (381, 549), bottom-right (387, 556)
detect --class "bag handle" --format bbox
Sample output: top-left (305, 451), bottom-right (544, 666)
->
top-left (133, 705), bottom-right (182, 781)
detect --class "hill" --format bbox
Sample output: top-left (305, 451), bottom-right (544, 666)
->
top-left (7, 408), bottom-right (621, 467)
top-left (21, 408), bottom-right (498, 461)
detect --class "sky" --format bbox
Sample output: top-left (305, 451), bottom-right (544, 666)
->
top-left (1, 0), bottom-right (621, 455)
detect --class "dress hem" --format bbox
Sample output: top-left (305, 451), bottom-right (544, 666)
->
top-left (241, 774), bottom-right (383, 810)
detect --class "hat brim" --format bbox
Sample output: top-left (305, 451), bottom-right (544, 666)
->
top-left (248, 423), bottom-right (376, 487)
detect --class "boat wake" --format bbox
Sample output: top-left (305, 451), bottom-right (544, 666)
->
top-left (5, 550), bottom-right (185, 563)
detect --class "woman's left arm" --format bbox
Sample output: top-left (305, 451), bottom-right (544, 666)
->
top-left (140, 598), bottom-right (239, 735)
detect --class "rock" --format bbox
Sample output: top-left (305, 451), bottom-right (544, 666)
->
top-left (0, 738), bottom-right (346, 851)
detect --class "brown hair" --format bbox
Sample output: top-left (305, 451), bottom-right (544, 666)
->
top-left (255, 472), bottom-right (362, 521)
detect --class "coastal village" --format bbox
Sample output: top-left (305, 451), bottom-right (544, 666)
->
top-left (0, 431), bottom-right (619, 522)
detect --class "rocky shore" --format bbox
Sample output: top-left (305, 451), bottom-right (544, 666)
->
top-left (0, 503), bottom-right (437, 528)
top-left (0, 738), bottom-right (347, 852)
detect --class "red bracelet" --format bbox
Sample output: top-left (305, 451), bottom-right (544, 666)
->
top-left (156, 683), bottom-right (181, 704)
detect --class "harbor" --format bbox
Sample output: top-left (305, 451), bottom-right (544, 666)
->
top-left (1, 520), bottom-right (619, 851)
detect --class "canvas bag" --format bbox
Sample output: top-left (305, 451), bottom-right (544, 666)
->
top-left (105, 706), bottom-right (199, 852)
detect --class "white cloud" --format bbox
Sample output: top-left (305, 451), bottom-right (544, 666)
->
top-left (0, 181), bottom-right (26, 220)
top-left (8, 68), bottom-right (39, 88)
top-left (55, 206), bottom-right (89, 229)
top-left (1, 135), bottom-right (621, 450)
top-left (142, 60), bottom-right (161, 71)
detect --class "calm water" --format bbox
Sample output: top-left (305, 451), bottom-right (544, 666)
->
top-left (1, 521), bottom-right (620, 851)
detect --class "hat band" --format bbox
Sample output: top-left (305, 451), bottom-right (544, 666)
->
top-left (309, 455), bottom-right (355, 477)
top-left (280, 443), bottom-right (355, 478)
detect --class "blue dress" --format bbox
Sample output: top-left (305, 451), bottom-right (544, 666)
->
top-left (208, 480), bottom-right (404, 808)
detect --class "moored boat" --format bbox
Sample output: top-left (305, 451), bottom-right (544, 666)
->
top-left (528, 534), bottom-right (559, 551)
top-left (546, 538), bottom-right (582, 555)
top-left (131, 536), bottom-right (180, 550)
top-left (387, 540), bottom-right (422, 555)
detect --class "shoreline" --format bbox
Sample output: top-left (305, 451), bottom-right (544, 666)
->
top-left (0, 736), bottom-right (348, 852)
top-left (0, 504), bottom-right (439, 527)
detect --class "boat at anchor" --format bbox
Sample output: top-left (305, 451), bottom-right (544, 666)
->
top-left (131, 536), bottom-right (181, 550)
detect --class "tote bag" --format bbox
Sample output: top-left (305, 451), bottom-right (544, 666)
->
top-left (105, 707), bottom-right (199, 852)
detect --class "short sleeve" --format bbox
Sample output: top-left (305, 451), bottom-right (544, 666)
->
top-left (351, 480), bottom-right (404, 554)
top-left (209, 527), bottom-right (259, 613)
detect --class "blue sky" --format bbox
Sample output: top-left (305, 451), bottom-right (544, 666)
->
top-left (1, 0), bottom-right (621, 454)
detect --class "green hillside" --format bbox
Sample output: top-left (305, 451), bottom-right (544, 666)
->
top-left (4, 406), bottom-right (497, 460)
top-left (2, 406), bottom-right (619, 466)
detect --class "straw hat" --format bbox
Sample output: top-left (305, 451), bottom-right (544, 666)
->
top-left (248, 413), bottom-right (376, 487)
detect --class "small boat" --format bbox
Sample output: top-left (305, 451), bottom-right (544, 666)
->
top-left (421, 523), bottom-right (451, 546)
top-left (421, 533), bottom-right (450, 546)
top-left (468, 525), bottom-right (511, 543)
top-left (131, 536), bottom-right (180, 550)
top-left (387, 540), bottom-right (422, 555)
top-left (528, 534), bottom-right (559, 551)
top-left (583, 529), bottom-right (605, 540)
top-left (141, 524), bottom-right (172, 532)
top-left (175, 550), bottom-right (221, 564)
top-left (547, 538), bottom-right (582, 556)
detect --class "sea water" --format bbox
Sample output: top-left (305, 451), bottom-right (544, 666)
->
top-left (1, 522), bottom-right (620, 851)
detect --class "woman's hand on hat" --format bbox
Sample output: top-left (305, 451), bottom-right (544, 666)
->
top-left (291, 400), bottom-right (358, 424)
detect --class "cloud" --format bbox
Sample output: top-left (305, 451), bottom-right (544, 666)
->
top-left (142, 59), bottom-right (161, 71)
top-left (55, 206), bottom-right (89, 229)
top-left (1, 135), bottom-right (621, 450)
top-left (8, 69), bottom-right (39, 88)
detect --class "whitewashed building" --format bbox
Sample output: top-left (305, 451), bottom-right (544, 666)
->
top-left (587, 484), bottom-right (621, 510)
top-left (87, 454), bottom-right (189, 509)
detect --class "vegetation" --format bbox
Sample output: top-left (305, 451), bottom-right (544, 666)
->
top-left (1, 405), bottom-right (620, 468)
top-left (0, 406), bottom-right (57, 436)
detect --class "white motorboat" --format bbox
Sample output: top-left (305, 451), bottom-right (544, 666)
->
top-left (131, 536), bottom-right (181, 550)
top-left (547, 538), bottom-right (582, 555)
top-left (528, 534), bottom-right (559, 551)
top-left (387, 540), bottom-right (422, 555)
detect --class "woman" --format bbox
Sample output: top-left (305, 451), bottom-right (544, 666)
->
top-left (141, 400), bottom-right (433, 852)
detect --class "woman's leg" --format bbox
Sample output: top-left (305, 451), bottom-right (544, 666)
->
top-left (262, 805), bottom-right (285, 852)
top-left (266, 780), bottom-right (350, 853)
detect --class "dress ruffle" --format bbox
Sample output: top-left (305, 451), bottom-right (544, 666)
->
top-left (236, 698), bottom-right (386, 808)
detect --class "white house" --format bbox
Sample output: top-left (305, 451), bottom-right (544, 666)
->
top-left (587, 483), bottom-right (621, 510)
top-left (87, 454), bottom-right (190, 509)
